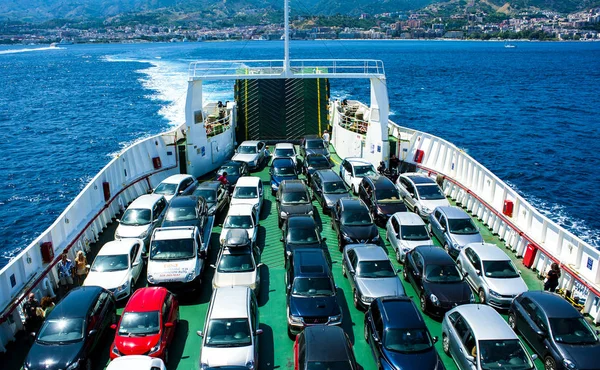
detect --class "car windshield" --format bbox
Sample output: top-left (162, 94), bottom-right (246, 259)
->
top-left (217, 253), bottom-right (255, 273)
top-left (274, 148), bottom-right (295, 157)
top-left (323, 181), bottom-right (347, 194)
top-left (282, 191), bottom-right (310, 204)
top-left (307, 157), bottom-right (329, 168)
top-left (233, 186), bottom-right (257, 199)
top-left (478, 339), bottom-right (533, 370)
top-left (448, 218), bottom-right (479, 234)
top-left (384, 328), bottom-right (433, 353)
top-left (306, 140), bottom-right (325, 149)
top-left (292, 277), bottom-right (334, 297)
top-left (307, 362), bottom-right (351, 370)
top-left (353, 165), bottom-right (376, 177)
top-left (273, 164), bottom-right (296, 176)
top-left (238, 145), bottom-right (257, 154)
top-left (154, 183), bottom-right (177, 196)
top-left (416, 184), bottom-right (446, 200)
top-left (224, 215), bottom-right (253, 229)
top-left (194, 189), bottom-right (216, 202)
top-left (120, 208), bottom-right (151, 226)
top-left (205, 318), bottom-right (251, 347)
top-left (165, 205), bottom-right (197, 221)
top-left (118, 311), bottom-right (160, 336)
top-left (220, 165), bottom-right (240, 175)
top-left (150, 239), bottom-right (195, 260)
top-left (91, 254), bottom-right (129, 272)
top-left (483, 260), bottom-right (520, 278)
top-left (37, 318), bottom-right (85, 343)
top-left (375, 187), bottom-right (402, 202)
top-left (341, 211), bottom-right (372, 226)
top-left (550, 317), bottom-right (599, 345)
top-left (357, 260), bottom-right (396, 278)
top-left (287, 228), bottom-right (319, 244)
top-left (400, 225), bottom-right (430, 241)
top-left (425, 264), bottom-right (463, 283)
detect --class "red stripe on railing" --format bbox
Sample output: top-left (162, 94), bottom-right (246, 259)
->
top-left (417, 164), bottom-right (600, 298)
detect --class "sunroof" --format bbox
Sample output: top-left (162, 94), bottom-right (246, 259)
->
top-left (300, 265), bottom-right (324, 274)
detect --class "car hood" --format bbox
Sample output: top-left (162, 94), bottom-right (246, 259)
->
top-left (305, 148), bottom-right (329, 157)
top-left (558, 341), bottom-right (600, 369)
top-left (451, 232), bottom-right (484, 248)
top-left (384, 346), bottom-right (439, 370)
top-left (399, 239), bottom-right (434, 251)
top-left (230, 198), bottom-right (259, 209)
top-left (26, 340), bottom-right (83, 370)
top-left (420, 199), bottom-right (450, 211)
top-left (214, 271), bottom-right (257, 288)
top-left (425, 281), bottom-right (472, 304)
top-left (323, 193), bottom-right (351, 207)
top-left (84, 270), bottom-right (129, 290)
top-left (201, 345), bottom-right (254, 367)
top-left (341, 224), bottom-right (379, 241)
top-left (114, 334), bottom-right (161, 355)
top-left (486, 276), bottom-right (528, 296)
top-left (377, 202), bottom-right (408, 215)
top-left (271, 174), bottom-right (298, 185)
top-left (116, 224), bottom-right (151, 239)
top-left (307, 165), bottom-right (330, 174)
top-left (162, 219), bottom-right (200, 228)
top-left (280, 203), bottom-right (313, 215)
top-left (289, 295), bottom-right (340, 317)
top-left (232, 153), bottom-right (259, 163)
top-left (285, 242), bottom-right (323, 254)
top-left (356, 277), bottom-right (405, 298)
top-left (147, 257), bottom-right (199, 283)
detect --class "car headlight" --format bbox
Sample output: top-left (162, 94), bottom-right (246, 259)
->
top-left (329, 314), bottom-right (342, 323)
top-left (308, 209), bottom-right (313, 216)
top-left (470, 293), bottom-right (476, 303)
top-left (185, 272), bottom-right (195, 282)
top-left (208, 205), bottom-right (216, 214)
top-left (249, 160), bottom-right (256, 167)
top-left (246, 361), bottom-right (255, 370)
top-left (147, 274), bottom-right (155, 284)
top-left (563, 359), bottom-right (577, 370)
top-left (200, 363), bottom-right (209, 370)
top-left (139, 230), bottom-right (149, 239)
top-left (112, 345), bottom-right (121, 356)
top-left (148, 341), bottom-right (161, 355)
top-left (430, 294), bottom-right (440, 306)
top-left (115, 230), bottom-right (121, 239)
top-left (489, 289), bottom-right (501, 298)
top-left (116, 281), bottom-right (128, 292)
top-left (289, 314), bottom-right (303, 324)
top-left (402, 247), bottom-right (410, 253)
top-left (66, 362), bottom-right (79, 370)
top-left (422, 205), bottom-right (431, 213)
top-left (362, 295), bottom-right (374, 303)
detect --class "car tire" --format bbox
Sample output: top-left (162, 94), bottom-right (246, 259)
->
top-left (395, 248), bottom-right (401, 263)
top-left (442, 334), bottom-right (451, 356)
top-left (478, 289), bottom-right (486, 304)
top-left (544, 356), bottom-right (557, 370)
top-left (508, 313), bottom-right (517, 330)
top-left (342, 263), bottom-right (347, 278)
top-left (287, 326), bottom-right (296, 340)
top-left (402, 267), bottom-right (409, 281)
top-left (420, 294), bottom-right (427, 312)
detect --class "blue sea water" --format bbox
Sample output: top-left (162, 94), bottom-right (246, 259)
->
top-left (0, 40), bottom-right (599, 268)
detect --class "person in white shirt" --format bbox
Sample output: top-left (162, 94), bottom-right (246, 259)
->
top-left (322, 130), bottom-right (330, 146)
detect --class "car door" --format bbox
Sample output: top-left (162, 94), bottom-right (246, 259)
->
top-left (517, 298), bottom-right (548, 355)
top-left (387, 216), bottom-right (400, 253)
top-left (411, 251), bottom-right (425, 293)
top-left (345, 250), bottom-right (358, 290)
top-left (130, 242), bottom-right (143, 282)
top-left (161, 295), bottom-right (174, 347)
top-left (447, 313), bottom-right (476, 370)
top-left (439, 214), bottom-right (451, 244)
top-left (401, 178), bottom-right (417, 210)
top-left (331, 202), bottom-right (342, 235)
top-left (371, 305), bottom-right (385, 364)
top-left (464, 249), bottom-right (482, 289)
top-left (341, 161), bottom-right (352, 187)
top-left (430, 210), bottom-right (444, 241)
top-left (257, 142), bottom-right (265, 164)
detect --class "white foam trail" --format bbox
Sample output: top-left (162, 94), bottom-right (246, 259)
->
top-left (0, 46), bottom-right (62, 55)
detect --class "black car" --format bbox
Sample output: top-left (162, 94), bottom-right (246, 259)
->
top-left (294, 325), bottom-right (358, 370)
top-left (365, 296), bottom-right (444, 370)
top-left (270, 157), bottom-right (299, 195)
top-left (403, 246), bottom-right (473, 316)
top-left (161, 195), bottom-right (207, 229)
top-left (358, 175), bottom-right (407, 224)
top-left (24, 286), bottom-right (116, 370)
top-left (509, 291), bottom-right (600, 370)
top-left (193, 181), bottom-right (229, 216)
top-left (302, 154), bottom-right (332, 181)
top-left (215, 160), bottom-right (249, 185)
top-left (281, 215), bottom-right (328, 263)
top-left (331, 198), bottom-right (380, 250)
top-left (276, 180), bottom-right (314, 227)
top-left (300, 135), bottom-right (330, 159)
top-left (286, 248), bottom-right (342, 338)
top-left (310, 169), bottom-right (351, 215)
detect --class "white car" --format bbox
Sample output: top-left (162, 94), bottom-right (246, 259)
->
top-left (153, 174), bottom-right (198, 202)
top-left (106, 356), bottom-right (166, 370)
top-left (386, 212), bottom-right (434, 262)
top-left (230, 176), bottom-right (263, 213)
top-left (83, 239), bottom-right (144, 301)
top-left (220, 204), bottom-right (259, 245)
top-left (197, 286), bottom-right (262, 370)
top-left (115, 194), bottom-right (168, 248)
top-left (232, 140), bottom-right (269, 170)
top-left (212, 229), bottom-right (262, 294)
top-left (396, 173), bottom-right (450, 219)
top-left (339, 157), bottom-right (377, 194)
top-left (272, 142), bottom-right (298, 163)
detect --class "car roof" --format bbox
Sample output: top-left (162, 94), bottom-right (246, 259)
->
top-left (315, 169), bottom-right (341, 181)
top-left (48, 286), bottom-right (103, 318)
top-left (394, 212), bottom-right (426, 225)
top-left (306, 154), bottom-right (328, 160)
top-left (239, 140), bottom-right (261, 146)
top-left (107, 355), bottom-right (165, 370)
top-left (124, 287), bottom-right (168, 312)
top-left (347, 245), bottom-right (389, 261)
top-left (159, 174), bottom-right (193, 184)
top-left (281, 180), bottom-right (307, 191)
top-left (402, 173), bottom-right (437, 185)
top-left (227, 203), bottom-right (256, 215)
top-left (128, 194), bottom-right (164, 209)
top-left (339, 198), bottom-right (367, 211)
top-left (292, 249), bottom-right (330, 277)
top-left (453, 304), bottom-right (516, 340)
top-left (303, 135), bottom-right (322, 141)
top-left (153, 226), bottom-right (196, 240)
top-left (521, 291), bottom-right (581, 319)
top-left (210, 286), bottom-right (250, 319)
top-left (378, 296), bottom-right (426, 329)
top-left (236, 176), bottom-right (261, 186)
top-left (345, 157), bottom-right (371, 165)
top-left (275, 143), bottom-right (294, 149)
top-left (414, 246), bottom-right (455, 264)
top-left (304, 326), bottom-right (351, 362)
top-left (168, 195), bottom-right (200, 208)
top-left (97, 239), bottom-right (138, 256)
top-left (287, 215), bottom-right (317, 228)
top-left (196, 181), bottom-right (220, 190)
top-left (367, 175), bottom-right (395, 188)
top-left (437, 206), bottom-right (470, 219)
top-left (466, 243), bottom-right (510, 261)
top-left (272, 157), bottom-right (295, 166)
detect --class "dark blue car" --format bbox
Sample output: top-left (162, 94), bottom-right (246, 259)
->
top-left (270, 157), bottom-right (298, 195)
top-left (364, 296), bottom-right (445, 370)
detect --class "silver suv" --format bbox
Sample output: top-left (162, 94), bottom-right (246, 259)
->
top-left (429, 206), bottom-right (483, 258)
top-left (396, 173), bottom-right (449, 219)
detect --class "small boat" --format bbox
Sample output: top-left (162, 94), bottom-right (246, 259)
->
top-left (504, 41), bottom-right (516, 48)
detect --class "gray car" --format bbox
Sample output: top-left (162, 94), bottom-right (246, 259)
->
top-left (429, 206), bottom-right (483, 258)
top-left (442, 304), bottom-right (537, 370)
top-left (232, 140), bottom-right (269, 170)
top-left (310, 169), bottom-right (351, 214)
top-left (457, 243), bottom-right (528, 309)
top-left (396, 173), bottom-right (450, 219)
top-left (386, 212), bottom-right (433, 262)
top-left (341, 244), bottom-right (405, 309)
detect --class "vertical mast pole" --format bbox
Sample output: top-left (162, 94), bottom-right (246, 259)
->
top-left (284, 0), bottom-right (290, 77)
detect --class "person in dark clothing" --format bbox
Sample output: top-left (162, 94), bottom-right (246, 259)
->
top-left (23, 293), bottom-right (43, 335)
top-left (389, 154), bottom-right (400, 173)
top-left (544, 262), bottom-right (561, 292)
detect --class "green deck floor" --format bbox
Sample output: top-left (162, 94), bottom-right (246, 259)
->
top-left (1, 147), bottom-right (547, 370)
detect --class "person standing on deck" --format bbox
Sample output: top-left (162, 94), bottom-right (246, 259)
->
top-left (56, 251), bottom-right (74, 296)
top-left (75, 250), bottom-right (88, 286)
top-left (544, 263), bottom-right (561, 292)
top-left (217, 172), bottom-right (229, 186)
top-left (322, 130), bottom-right (330, 147)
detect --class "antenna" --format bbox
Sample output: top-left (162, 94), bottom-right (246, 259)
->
top-left (284, 0), bottom-right (291, 78)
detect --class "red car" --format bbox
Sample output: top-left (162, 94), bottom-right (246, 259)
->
top-left (110, 287), bottom-right (179, 363)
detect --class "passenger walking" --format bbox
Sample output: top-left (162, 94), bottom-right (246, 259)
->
top-left (217, 172), bottom-right (229, 186)
top-left (75, 250), bottom-right (88, 286)
top-left (322, 130), bottom-right (330, 147)
top-left (23, 293), bottom-right (43, 337)
top-left (544, 262), bottom-right (561, 292)
top-left (56, 251), bottom-right (74, 296)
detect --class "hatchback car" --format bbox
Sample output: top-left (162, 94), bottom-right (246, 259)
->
top-left (215, 160), bottom-right (249, 185)
top-left (302, 154), bottom-right (332, 181)
top-left (270, 157), bottom-right (298, 195)
top-left (272, 142), bottom-right (299, 165)
top-left (110, 287), bottom-right (179, 363)
top-left (230, 176), bottom-right (263, 213)
top-left (24, 286), bottom-right (116, 370)
top-left (331, 198), bottom-right (380, 250)
top-left (294, 325), bottom-right (358, 370)
top-left (276, 180), bottom-right (314, 227)
top-left (339, 157), bottom-right (377, 194)
top-left (161, 195), bottom-right (207, 229)
top-left (281, 215), bottom-right (328, 263)
top-left (509, 291), bottom-right (600, 370)
top-left (365, 296), bottom-right (444, 370)
top-left (212, 229), bottom-right (262, 294)
top-left (396, 173), bottom-right (450, 219)
top-left (342, 244), bottom-right (405, 309)
top-left (106, 356), bottom-right (166, 370)
top-left (310, 169), bottom-right (350, 214)
top-left (115, 194), bottom-right (168, 249)
top-left (429, 206), bottom-right (484, 258)
top-left (232, 140), bottom-right (269, 170)
top-left (358, 175), bottom-right (407, 224)
top-left (193, 181), bottom-right (229, 216)
top-left (457, 243), bottom-right (528, 309)
top-left (83, 239), bottom-right (144, 301)
top-left (403, 246), bottom-right (474, 316)
top-left (220, 203), bottom-right (259, 245)
top-left (300, 135), bottom-right (330, 159)
top-left (386, 212), bottom-right (433, 262)
top-left (442, 304), bottom-right (537, 370)
top-left (153, 174), bottom-right (198, 202)
top-left (197, 286), bottom-right (262, 369)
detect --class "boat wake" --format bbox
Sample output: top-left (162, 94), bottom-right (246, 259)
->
top-left (0, 46), bottom-right (62, 55)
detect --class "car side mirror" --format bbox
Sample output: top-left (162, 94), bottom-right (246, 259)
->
top-left (256, 329), bottom-right (264, 335)
top-left (110, 324), bottom-right (117, 330)
top-left (372, 333), bottom-right (380, 343)
top-left (397, 268), bottom-right (402, 274)
top-left (531, 354), bottom-right (538, 361)
top-left (257, 263), bottom-right (264, 268)
top-left (466, 355), bottom-right (475, 364)
top-left (197, 330), bottom-right (204, 337)
top-left (210, 264), bottom-right (216, 269)
top-left (322, 237), bottom-right (327, 242)
top-left (280, 237), bottom-right (284, 242)
top-left (432, 336), bottom-right (439, 343)
top-left (116, 219), bottom-right (121, 223)
top-left (165, 322), bottom-right (174, 328)
top-left (475, 269), bottom-right (481, 276)
top-left (535, 329), bottom-right (546, 337)
top-left (88, 329), bottom-right (97, 336)
top-left (286, 284), bottom-right (291, 292)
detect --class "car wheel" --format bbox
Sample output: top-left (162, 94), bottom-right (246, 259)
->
top-left (395, 248), bottom-right (401, 263)
top-left (402, 267), bottom-right (408, 281)
top-left (420, 294), bottom-right (427, 311)
top-left (442, 334), bottom-right (451, 356)
top-left (353, 289), bottom-right (360, 309)
top-left (544, 356), bottom-right (557, 370)
top-left (508, 313), bottom-right (517, 330)
top-left (478, 289), bottom-right (486, 304)
top-left (342, 263), bottom-right (347, 278)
